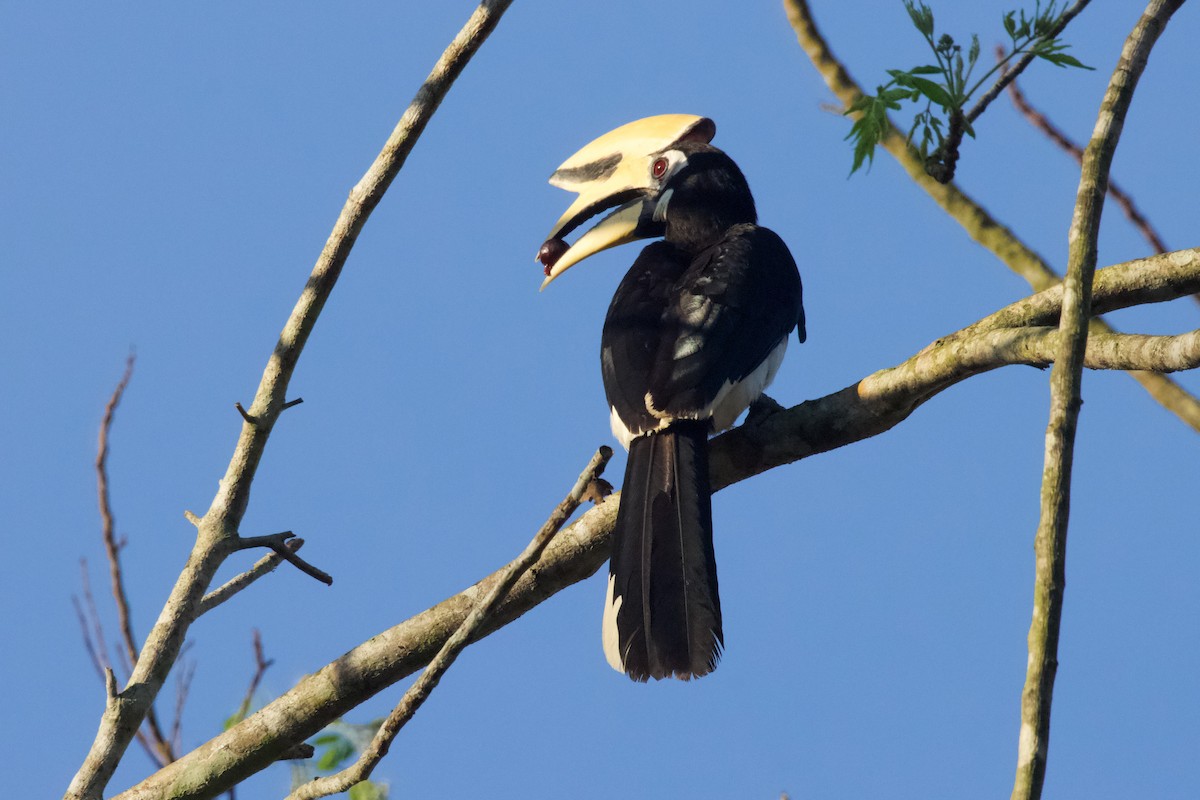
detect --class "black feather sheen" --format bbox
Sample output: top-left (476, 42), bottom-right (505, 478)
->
top-left (609, 421), bottom-right (722, 681)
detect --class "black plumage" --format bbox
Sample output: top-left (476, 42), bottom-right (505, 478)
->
top-left (599, 142), bottom-right (804, 680)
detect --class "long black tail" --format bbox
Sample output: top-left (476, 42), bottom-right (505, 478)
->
top-left (603, 420), bottom-right (723, 681)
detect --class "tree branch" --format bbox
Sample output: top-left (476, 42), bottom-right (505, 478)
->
top-left (1014, 4), bottom-right (1184, 799)
top-left (96, 355), bottom-right (142, 693)
top-left (286, 447), bottom-right (613, 800)
top-left (782, 0), bottom-right (1200, 433)
top-left (85, 357), bottom-right (178, 768)
top-left (236, 533), bottom-right (333, 586)
top-left (228, 630), bottom-right (273, 731)
top-left (112, 246), bottom-right (1200, 800)
top-left (64, 3), bottom-right (515, 798)
top-left (197, 539), bottom-right (307, 616)
top-left (963, 0), bottom-right (1092, 125)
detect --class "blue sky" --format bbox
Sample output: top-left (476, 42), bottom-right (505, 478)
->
top-left (4, 2), bottom-right (1197, 798)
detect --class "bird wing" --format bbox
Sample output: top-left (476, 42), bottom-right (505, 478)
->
top-left (601, 225), bottom-right (803, 439)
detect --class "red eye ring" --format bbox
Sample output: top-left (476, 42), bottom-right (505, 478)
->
top-left (651, 156), bottom-right (669, 179)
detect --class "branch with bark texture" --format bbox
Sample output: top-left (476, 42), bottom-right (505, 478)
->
top-left (1014, 5), bottom-right (1185, 800)
top-left (111, 246), bottom-right (1200, 800)
top-left (782, 0), bottom-right (1200, 433)
top-left (64, 3), bottom-right (515, 799)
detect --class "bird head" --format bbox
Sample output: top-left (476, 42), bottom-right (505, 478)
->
top-left (537, 114), bottom-right (735, 289)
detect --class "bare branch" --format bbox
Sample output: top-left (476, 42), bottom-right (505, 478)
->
top-left (94, 354), bottom-right (178, 767)
top-left (236, 533), bottom-right (333, 586)
top-left (170, 659), bottom-right (196, 758)
top-left (72, 593), bottom-right (108, 685)
top-left (64, 2), bottom-right (515, 797)
top-left (1014, 4), bottom-right (1184, 799)
top-left (782, 0), bottom-right (1200, 433)
top-left (233, 403), bottom-right (256, 426)
top-left (198, 539), bottom-right (307, 616)
top-left (286, 447), bottom-right (613, 800)
top-left (112, 247), bottom-right (1200, 800)
top-left (226, 630), bottom-right (273, 732)
top-left (76, 560), bottom-right (113, 680)
top-left (97, 354), bottom-right (139, 675)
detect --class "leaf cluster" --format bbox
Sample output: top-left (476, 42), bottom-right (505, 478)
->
top-left (846, 0), bottom-right (1092, 175)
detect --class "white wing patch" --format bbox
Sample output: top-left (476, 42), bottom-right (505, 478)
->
top-left (602, 574), bottom-right (625, 673)
top-left (609, 337), bottom-right (790, 449)
top-left (708, 337), bottom-right (788, 432)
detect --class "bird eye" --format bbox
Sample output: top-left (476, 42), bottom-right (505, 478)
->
top-left (651, 157), bottom-right (669, 180)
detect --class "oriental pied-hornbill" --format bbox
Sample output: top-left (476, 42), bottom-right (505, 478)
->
top-left (538, 115), bottom-right (805, 681)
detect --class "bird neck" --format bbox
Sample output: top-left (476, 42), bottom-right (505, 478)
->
top-left (661, 150), bottom-right (757, 253)
top-left (664, 197), bottom-right (756, 253)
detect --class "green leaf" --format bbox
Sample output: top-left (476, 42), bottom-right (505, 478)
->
top-left (903, 0), bottom-right (935, 37)
top-left (907, 76), bottom-right (954, 109)
top-left (349, 781), bottom-right (388, 800)
top-left (1003, 11), bottom-right (1017, 39)
top-left (909, 64), bottom-right (943, 75)
top-left (1037, 50), bottom-right (1093, 70)
top-left (880, 87), bottom-right (913, 104)
top-left (315, 734), bottom-right (355, 771)
top-left (968, 34), bottom-right (980, 67)
top-left (905, 114), bottom-right (924, 146)
top-left (845, 93), bottom-right (893, 175)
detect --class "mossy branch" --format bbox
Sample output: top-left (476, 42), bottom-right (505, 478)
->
top-left (1013, 4), bottom-right (1186, 799)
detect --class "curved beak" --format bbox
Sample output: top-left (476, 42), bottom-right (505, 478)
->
top-left (538, 114), bottom-right (715, 290)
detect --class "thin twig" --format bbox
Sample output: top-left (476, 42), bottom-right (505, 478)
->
top-left (97, 354), bottom-right (139, 677)
top-left (782, 0), bottom-right (1200, 433)
top-left (94, 354), bottom-right (177, 766)
top-left (234, 403), bottom-right (256, 425)
top-left (1014, 4), bottom-right (1184, 800)
top-left (964, 0), bottom-right (1092, 124)
top-left (285, 446), bottom-right (613, 800)
top-left (110, 245), bottom-right (1200, 800)
top-left (72, 593), bottom-right (108, 684)
top-left (237, 533), bottom-right (332, 586)
top-left (76, 560), bottom-right (113, 679)
top-left (170, 658), bottom-right (196, 757)
top-left (924, 0), bottom-right (1091, 181)
top-left (74, 564), bottom-right (160, 766)
top-left (230, 630), bottom-right (274, 728)
top-left (198, 539), bottom-right (307, 616)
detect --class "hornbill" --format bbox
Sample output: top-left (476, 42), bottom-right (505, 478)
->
top-left (538, 115), bottom-right (805, 681)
